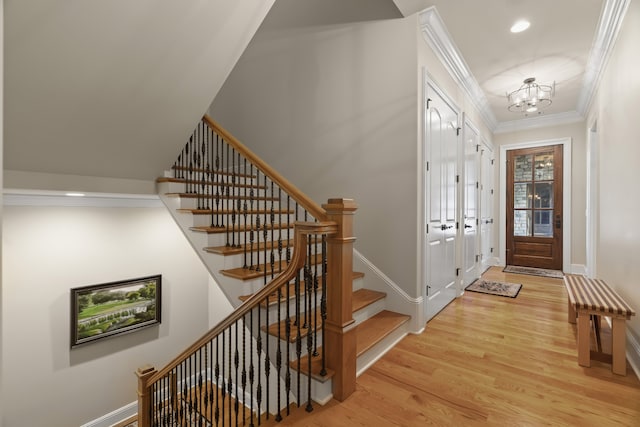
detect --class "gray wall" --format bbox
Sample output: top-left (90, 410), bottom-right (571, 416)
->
top-left (1, 204), bottom-right (230, 426)
top-left (211, 15), bottom-right (421, 295)
top-left (587, 0), bottom-right (640, 362)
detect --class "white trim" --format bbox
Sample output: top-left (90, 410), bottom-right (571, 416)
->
top-left (354, 250), bottom-right (422, 305)
top-left (418, 0), bottom-right (628, 134)
top-left (418, 7), bottom-right (497, 132)
top-left (3, 189), bottom-right (162, 208)
top-left (586, 122), bottom-right (599, 278)
top-left (627, 326), bottom-right (640, 381)
top-left (79, 401), bottom-right (137, 427)
top-left (499, 138), bottom-right (572, 273)
top-left (577, 0), bottom-right (631, 115)
top-left (494, 111), bottom-right (584, 134)
top-left (571, 264), bottom-right (587, 276)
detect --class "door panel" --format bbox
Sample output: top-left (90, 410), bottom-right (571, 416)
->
top-left (462, 121), bottom-right (479, 286)
top-left (506, 145), bottom-right (563, 270)
top-left (480, 145), bottom-right (494, 271)
top-left (425, 84), bottom-right (458, 321)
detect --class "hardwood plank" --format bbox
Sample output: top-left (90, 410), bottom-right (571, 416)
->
top-left (352, 289), bottom-right (386, 313)
top-left (259, 266), bottom-right (640, 426)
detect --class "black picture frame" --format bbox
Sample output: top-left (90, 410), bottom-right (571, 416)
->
top-left (70, 275), bottom-right (161, 348)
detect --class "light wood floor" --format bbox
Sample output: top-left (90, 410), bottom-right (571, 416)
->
top-left (274, 266), bottom-right (640, 426)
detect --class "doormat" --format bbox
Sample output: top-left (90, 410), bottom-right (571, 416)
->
top-left (503, 265), bottom-right (564, 279)
top-left (466, 279), bottom-right (522, 298)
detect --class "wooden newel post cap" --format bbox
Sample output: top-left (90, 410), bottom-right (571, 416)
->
top-left (137, 365), bottom-right (156, 377)
top-left (322, 198), bottom-right (358, 213)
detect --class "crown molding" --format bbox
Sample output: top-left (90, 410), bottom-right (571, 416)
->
top-left (577, 0), bottom-right (631, 116)
top-left (419, 1), bottom-right (628, 134)
top-left (419, 6), bottom-right (498, 132)
top-left (3, 189), bottom-right (163, 208)
top-left (494, 110), bottom-right (584, 134)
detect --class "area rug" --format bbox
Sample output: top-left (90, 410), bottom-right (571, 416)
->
top-left (503, 265), bottom-right (564, 279)
top-left (466, 279), bottom-right (522, 298)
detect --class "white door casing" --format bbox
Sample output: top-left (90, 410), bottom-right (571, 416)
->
top-left (480, 139), bottom-right (495, 271)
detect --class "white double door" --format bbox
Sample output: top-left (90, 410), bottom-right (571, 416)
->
top-left (425, 83), bottom-right (459, 321)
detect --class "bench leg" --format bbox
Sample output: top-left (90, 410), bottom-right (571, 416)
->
top-left (577, 313), bottom-right (591, 367)
top-left (568, 299), bottom-right (576, 324)
top-left (592, 315), bottom-right (602, 352)
top-left (612, 318), bottom-right (627, 375)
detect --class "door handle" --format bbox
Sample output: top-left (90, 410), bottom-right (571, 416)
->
top-left (440, 224), bottom-right (453, 230)
top-left (464, 224), bottom-right (472, 229)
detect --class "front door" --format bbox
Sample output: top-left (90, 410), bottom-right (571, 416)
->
top-left (425, 83), bottom-right (458, 321)
top-left (506, 145), bottom-right (563, 270)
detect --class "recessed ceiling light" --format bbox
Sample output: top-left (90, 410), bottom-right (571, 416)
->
top-left (510, 20), bottom-right (530, 33)
top-left (65, 192), bottom-right (86, 197)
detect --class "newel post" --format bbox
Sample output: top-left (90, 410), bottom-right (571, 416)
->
top-left (136, 365), bottom-right (156, 427)
top-left (322, 198), bottom-right (358, 401)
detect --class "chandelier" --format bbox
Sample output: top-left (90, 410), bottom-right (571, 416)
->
top-left (506, 77), bottom-right (555, 115)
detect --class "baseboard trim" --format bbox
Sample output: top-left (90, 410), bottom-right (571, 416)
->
top-left (80, 401), bottom-right (137, 427)
top-left (570, 264), bottom-right (587, 276)
top-left (353, 250), bottom-right (421, 305)
top-left (626, 325), bottom-right (640, 381)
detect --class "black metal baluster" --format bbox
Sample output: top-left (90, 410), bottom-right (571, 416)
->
top-left (243, 158), bottom-right (249, 269)
top-left (235, 320), bottom-right (240, 427)
top-left (249, 308), bottom-right (255, 427)
top-left (231, 147), bottom-right (237, 249)
top-left (225, 142), bottom-right (231, 247)
top-left (213, 133), bottom-right (221, 228)
top-left (215, 336), bottom-right (220, 426)
top-left (256, 306), bottom-right (262, 426)
top-left (249, 164), bottom-right (256, 271)
top-left (262, 173), bottom-right (270, 421)
top-left (241, 315), bottom-right (247, 426)
top-left (295, 270), bottom-right (302, 407)
top-left (221, 330), bottom-right (226, 426)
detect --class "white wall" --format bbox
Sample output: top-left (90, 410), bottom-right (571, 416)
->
top-left (210, 13), bottom-right (421, 296)
top-left (1, 1), bottom-right (4, 424)
top-left (1, 203), bottom-right (231, 426)
top-left (493, 121), bottom-right (588, 271)
top-left (586, 0), bottom-right (640, 364)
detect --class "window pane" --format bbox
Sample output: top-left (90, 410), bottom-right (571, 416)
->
top-left (514, 183), bottom-right (532, 208)
top-left (514, 210), bottom-right (531, 236)
top-left (534, 183), bottom-right (553, 209)
top-left (534, 153), bottom-right (554, 181)
top-left (534, 211), bottom-right (553, 237)
top-left (514, 154), bottom-right (533, 181)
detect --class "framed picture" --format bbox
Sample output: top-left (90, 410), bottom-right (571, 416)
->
top-left (71, 275), bottom-right (161, 348)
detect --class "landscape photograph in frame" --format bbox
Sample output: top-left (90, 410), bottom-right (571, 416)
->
top-left (70, 275), bottom-right (161, 347)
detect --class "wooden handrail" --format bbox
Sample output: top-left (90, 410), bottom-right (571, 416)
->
top-left (203, 115), bottom-right (328, 222)
top-left (146, 221), bottom-right (338, 385)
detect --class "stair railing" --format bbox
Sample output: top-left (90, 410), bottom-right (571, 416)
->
top-left (139, 117), bottom-right (358, 425)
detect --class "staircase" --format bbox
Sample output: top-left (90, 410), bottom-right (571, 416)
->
top-left (137, 116), bottom-right (409, 426)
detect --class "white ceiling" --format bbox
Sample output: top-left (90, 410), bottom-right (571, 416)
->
top-left (396, 0), bottom-right (628, 132)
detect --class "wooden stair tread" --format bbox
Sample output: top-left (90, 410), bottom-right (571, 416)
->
top-left (238, 272), bottom-right (365, 305)
top-left (352, 289), bottom-right (386, 312)
top-left (291, 352), bottom-right (335, 382)
top-left (206, 239), bottom-right (294, 256)
top-left (355, 310), bottom-right (410, 357)
top-left (157, 176), bottom-right (265, 190)
top-left (170, 166), bottom-right (256, 179)
top-left (261, 287), bottom-right (380, 341)
top-left (190, 222), bottom-right (293, 235)
top-left (177, 208), bottom-right (294, 215)
top-left (221, 254), bottom-right (322, 281)
top-left (262, 309), bottom-right (321, 342)
top-left (165, 193), bottom-right (280, 202)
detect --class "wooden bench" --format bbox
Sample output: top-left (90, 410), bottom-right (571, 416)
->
top-left (563, 275), bottom-right (636, 375)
